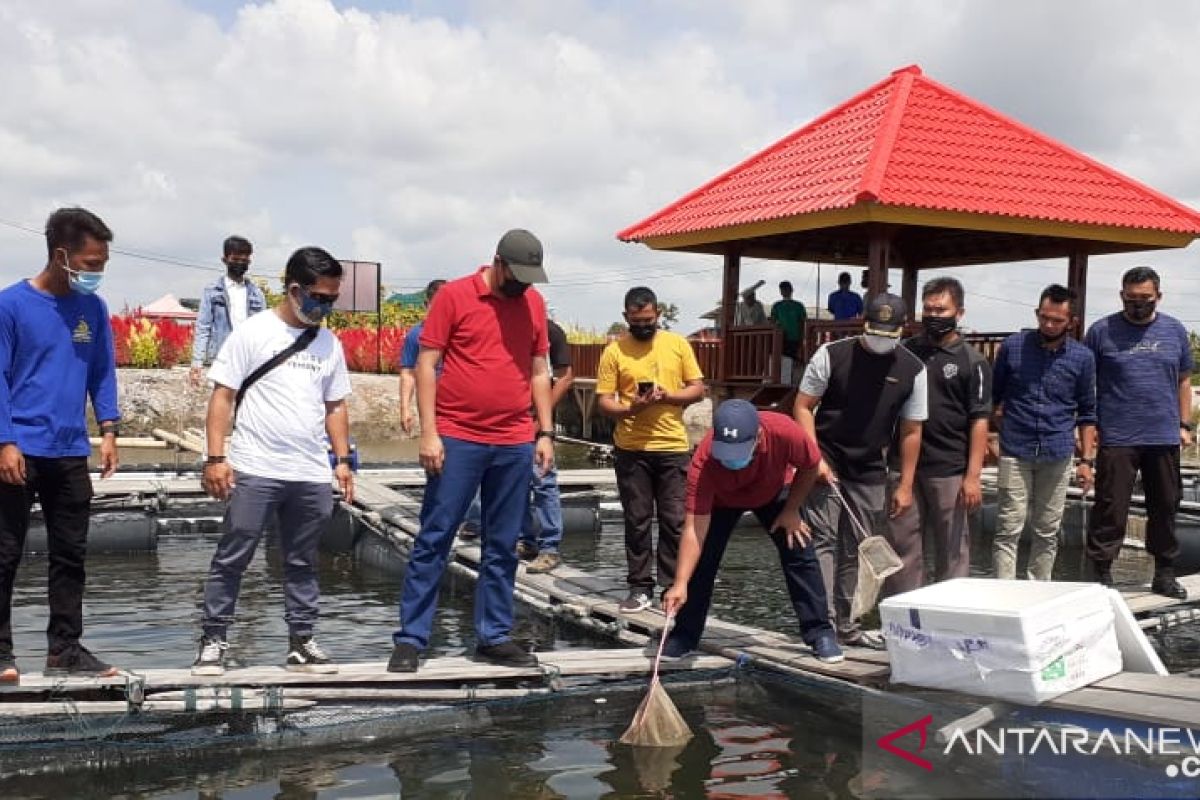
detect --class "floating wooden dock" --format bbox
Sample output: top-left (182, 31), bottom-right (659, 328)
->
top-left (53, 470), bottom-right (1200, 734)
top-left (343, 476), bottom-right (1200, 731)
top-left (0, 648), bottom-right (731, 719)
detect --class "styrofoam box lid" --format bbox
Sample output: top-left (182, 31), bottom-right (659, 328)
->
top-left (879, 578), bottom-right (1106, 616)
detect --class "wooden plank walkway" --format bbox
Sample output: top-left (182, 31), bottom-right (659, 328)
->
top-left (0, 649), bottom-right (730, 694)
top-left (1118, 574), bottom-right (1200, 614)
top-left (88, 468), bottom-right (618, 499)
top-left (361, 467), bottom-right (617, 489)
top-left (353, 477), bottom-right (893, 688)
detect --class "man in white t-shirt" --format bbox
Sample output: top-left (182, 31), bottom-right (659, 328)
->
top-left (192, 246), bottom-right (354, 676)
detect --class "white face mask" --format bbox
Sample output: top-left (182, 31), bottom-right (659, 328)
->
top-left (862, 333), bottom-right (899, 354)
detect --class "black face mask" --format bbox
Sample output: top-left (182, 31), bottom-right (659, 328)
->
top-left (500, 277), bottom-right (530, 298)
top-left (922, 315), bottom-right (957, 339)
top-left (629, 323), bottom-right (658, 341)
top-left (226, 263), bottom-right (249, 279)
top-left (1124, 299), bottom-right (1156, 322)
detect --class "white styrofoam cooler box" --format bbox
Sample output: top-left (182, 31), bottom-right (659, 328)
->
top-left (879, 578), bottom-right (1122, 705)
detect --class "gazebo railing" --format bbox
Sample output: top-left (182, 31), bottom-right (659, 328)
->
top-left (565, 325), bottom-right (1006, 383)
top-left (691, 339), bottom-right (721, 381)
top-left (804, 319), bottom-right (1011, 363)
top-left (722, 325), bottom-right (781, 383)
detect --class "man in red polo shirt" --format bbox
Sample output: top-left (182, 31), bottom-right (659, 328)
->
top-left (389, 229), bottom-right (555, 673)
top-left (662, 400), bottom-right (843, 663)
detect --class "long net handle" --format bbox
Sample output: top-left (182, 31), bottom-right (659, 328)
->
top-left (828, 481), bottom-right (873, 544)
top-left (652, 612), bottom-right (675, 683)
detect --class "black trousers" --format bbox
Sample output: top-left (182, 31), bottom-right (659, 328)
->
top-left (613, 448), bottom-right (689, 591)
top-left (0, 456), bottom-right (93, 654)
top-left (669, 494), bottom-right (833, 650)
top-left (1087, 445), bottom-right (1181, 564)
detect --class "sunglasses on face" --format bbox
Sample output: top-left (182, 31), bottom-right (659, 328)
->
top-left (296, 286), bottom-right (339, 305)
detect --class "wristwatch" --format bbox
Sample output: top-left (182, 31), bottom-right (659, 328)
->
top-left (99, 422), bottom-right (120, 437)
top-left (205, 455), bottom-right (227, 465)
top-left (536, 430), bottom-right (556, 441)
top-left (1181, 422), bottom-right (1195, 433)
top-left (1078, 457), bottom-right (1095, 467)
top-left (335, 456), bottom-right (354, 466)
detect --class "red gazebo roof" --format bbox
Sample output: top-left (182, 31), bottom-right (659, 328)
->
top-left (619, 65), bottom-right (1200, 248)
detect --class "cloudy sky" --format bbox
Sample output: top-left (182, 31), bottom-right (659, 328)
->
top-left (3, 0), bottom-right (1200, 333)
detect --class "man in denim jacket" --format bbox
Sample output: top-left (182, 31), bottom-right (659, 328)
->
top-left (190, 236), bottom-right (266, 385)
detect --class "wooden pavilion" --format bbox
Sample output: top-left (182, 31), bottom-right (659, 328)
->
top-left (616, 64), bottom-right (1200, 395)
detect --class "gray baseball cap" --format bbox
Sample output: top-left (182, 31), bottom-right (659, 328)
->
top-left (496, 229), bottom-right (548, 284)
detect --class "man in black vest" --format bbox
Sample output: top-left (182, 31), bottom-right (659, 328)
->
top-left (886, 277), bottom-right (991, 595)
top-left (794, 293), bottom-right (927, 648)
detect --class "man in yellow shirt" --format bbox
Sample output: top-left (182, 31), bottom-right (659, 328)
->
top-left (597, 286), bottom-right (705, 613)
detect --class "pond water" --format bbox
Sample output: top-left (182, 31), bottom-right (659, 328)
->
top-left (4, 447), bottom-right (1193, 799)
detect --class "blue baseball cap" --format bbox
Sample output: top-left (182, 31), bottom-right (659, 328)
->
top-left (711, 400), bottom-right (760, 462)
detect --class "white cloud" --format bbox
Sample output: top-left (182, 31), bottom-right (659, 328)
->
top-left (0, 0), bottom-right (1198, 332)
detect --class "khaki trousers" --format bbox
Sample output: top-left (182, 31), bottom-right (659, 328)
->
top-left (992, 456), bottom-right (1073, 580)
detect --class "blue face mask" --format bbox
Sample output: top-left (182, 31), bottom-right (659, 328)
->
top-left (292, 285), bottom-right (335, 326)
top-left (61, 254), bottom-right (104, 295)
top-left (719, 455), bottom-right (753, 471)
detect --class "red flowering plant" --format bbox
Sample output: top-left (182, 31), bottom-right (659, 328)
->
top-left (108, 314), bottom-right (193, 368)
top-left (333, 326), bottom-right (408, 373)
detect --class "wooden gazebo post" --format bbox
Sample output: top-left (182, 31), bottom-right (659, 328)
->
top-left (901, 266), bottom-right (919, 317)
top-left (719, 250), bottom-right (741, 391)
top-left (1067, 247), bottom-right (1089, 337)
top-left (865, 224), bottom-right (895, 302)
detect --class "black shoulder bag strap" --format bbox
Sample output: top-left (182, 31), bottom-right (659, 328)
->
top-left (233, 326), bottom-right (319, 427)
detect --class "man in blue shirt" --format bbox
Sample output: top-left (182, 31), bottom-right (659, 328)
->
top-left (992, 285), bottom-right (1096, 581)
top-left (399, 279), bottom-right (446, 436)
top-left (827, 272), bottom-right (863, 320)
top-left (0, 208), bottom-right (122, 682)
top-left (1086, 267), bottom-right (1194, 598)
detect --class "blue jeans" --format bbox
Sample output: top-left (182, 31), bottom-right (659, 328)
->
top-left (667, 492), bottom-right (833, 651)
top-left (463, 491), bottom-right (482, 532)
top-left (520, 463), bottom-right (563, 553)
top-left (464, 466), bottom-right (562, 554)
top-left (395, 437), bottom-right (533, 650)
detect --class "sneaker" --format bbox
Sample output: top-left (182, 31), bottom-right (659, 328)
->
top-left (458, 524), bottom-right (480, 541)
top-left (44, 644), bottom-right (120, 677)
top-left (0, 654), bottom-right (18, 685)
top-left (618, 590), bottom-right (652, 614)
top-left (526, 551), bottom-right (561, 574)
top-left (286, 635), bottom-right (338, 674)
top-left (812, 632), bottom-right (845, 664)
top-left (387, 642), bottom-right (420, 673)
top-left (191, 634), bottom-right (228, 676)
top-left (841, 629), bottom-right (886, 651)
top-left (516, 540), bottom-right (538, 561)
top-left (1152, 571), bottom-right (1188, 600)
top-left (475, 641), bottom-right (538, 668)
top-left (657, 637), bottom-right (694, 662)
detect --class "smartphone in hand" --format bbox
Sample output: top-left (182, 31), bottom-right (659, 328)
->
top-left (637, 381), bottom-right (655, 397)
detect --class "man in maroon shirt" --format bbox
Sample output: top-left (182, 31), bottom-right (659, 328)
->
top-left (389, 229), bottom-right (555, 673)
top-left (662, 400), bottom-right (843, 663)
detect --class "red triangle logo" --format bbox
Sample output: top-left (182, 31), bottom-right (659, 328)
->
top-left (876, 714), bottom-right (934, 771)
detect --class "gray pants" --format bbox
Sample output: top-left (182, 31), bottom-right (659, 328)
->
top-left (993, 456), bottom-right (1073, 580)
top-left (884, 472), bottom-right (970, 595)
top-left (202, 473), bottom-right (333, 637)
top-left (803, 479), bottom-right (885, 639)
